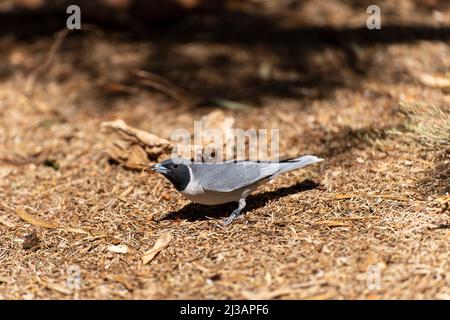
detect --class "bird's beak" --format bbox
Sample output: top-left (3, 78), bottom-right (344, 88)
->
top-left (150, 163), bottom-right (168, 174)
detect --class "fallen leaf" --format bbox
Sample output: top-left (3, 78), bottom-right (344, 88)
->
top-left (107, 244), bottom-right (129, 254)
top-left (15, 207), bottom-right (58, 228)
top-left (15, 207), bottom-right (106, 237)
top-left (0, 276), bottom-right (11, 284)
top-left (334, 194), bottom-right (353, 200)
top-left (142, 232), bottom-right (173, 265)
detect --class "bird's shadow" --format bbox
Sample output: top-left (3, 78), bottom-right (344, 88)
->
top-left (160, 179), bottom-right (321, 222)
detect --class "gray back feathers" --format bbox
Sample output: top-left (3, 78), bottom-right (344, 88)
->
top-left (189, 155), bottom-right (322, 192)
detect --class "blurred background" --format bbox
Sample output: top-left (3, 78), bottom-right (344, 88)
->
top-left (1, 0), bottom-right (449, 107)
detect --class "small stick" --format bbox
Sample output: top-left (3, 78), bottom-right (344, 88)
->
top-left (25, 28), bottom-right (71, 95)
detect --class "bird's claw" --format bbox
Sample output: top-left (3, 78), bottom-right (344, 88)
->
top-left (222, 216), bottom-right (235, 226)
top-left (222, 213), bottom-right (244, 226)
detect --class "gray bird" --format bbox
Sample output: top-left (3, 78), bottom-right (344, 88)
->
top-left (150, 155), bottom-right (323, 225)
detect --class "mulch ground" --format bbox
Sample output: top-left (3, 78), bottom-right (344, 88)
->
top-left (0, 0), bottom-right (449, 299)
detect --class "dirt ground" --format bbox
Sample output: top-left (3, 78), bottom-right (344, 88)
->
top-left (0, 1), bottom-right (449, 299)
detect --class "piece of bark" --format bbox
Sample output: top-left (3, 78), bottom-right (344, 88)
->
top-left (101, 111), bottom-right (236, 167)
top-left (414, 72), bottom-right (450, 89)
top-left (101, 119), bottom-right (173, 169)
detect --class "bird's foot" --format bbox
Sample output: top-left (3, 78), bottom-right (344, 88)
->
top-left (222, 213), bottom-right (244, 227)
top-left (216, 199), bottom-right (246, 227)
top-left (222, 212), bottom-right (240, 226)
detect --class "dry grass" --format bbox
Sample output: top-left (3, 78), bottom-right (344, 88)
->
top-left (0, 0), bottom-right (449, 300)
top-left (389, 103), bottom-right (449, 148)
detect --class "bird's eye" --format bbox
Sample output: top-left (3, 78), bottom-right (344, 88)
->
top-left (173, 164), bottom-right (179, 169)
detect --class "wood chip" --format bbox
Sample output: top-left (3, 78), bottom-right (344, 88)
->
top-left (316, 220), bottom-right (352, 227)
top-left (242, 280), bottom-right (328, 300)
top-left (336, 216), bottom-right (380, 221)
top-left (334, 194), bottom-right (353, 200)
top-left (107, 244), bottom-right (129, 254)
top-left (0, 217), bottom-right (16, 229)
top-left (64, 227), bottom-right (95, 235)
top-left (0, 166), bottom-right (14, 179)
top-left (376, 194), bottom-right (409, 202)
top-left (45, 281), bottom-right (73, 295)
top-left (119, 186), bottom-right (134, 198)
top-left (142, 232), bottom-right (172, 265)
top-left (242, 287), bottom-right (292, 300)
top-left (305, 292), bottom-right (336, 300)
top-left (435, 195), bottom-right (450, 204)
top-left (106, 275), bottom-right (134, 291)
top-left (414, 72), bottom-right (450, 89)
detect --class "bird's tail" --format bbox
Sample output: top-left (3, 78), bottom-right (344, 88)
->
top-left (278, 155), bottom-right (323, 174)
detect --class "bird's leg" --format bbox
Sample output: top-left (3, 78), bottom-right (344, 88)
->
top-left (223, 198), bottom-right (246, 226)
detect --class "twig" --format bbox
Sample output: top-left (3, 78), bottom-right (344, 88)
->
top-left (134, 69), bottom-right (195, 107)
top-left (25, 28), bottom-right (71, 95)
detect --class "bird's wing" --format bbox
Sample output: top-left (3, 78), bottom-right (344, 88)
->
top-left (190, 162), bottom-right (280, 192)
